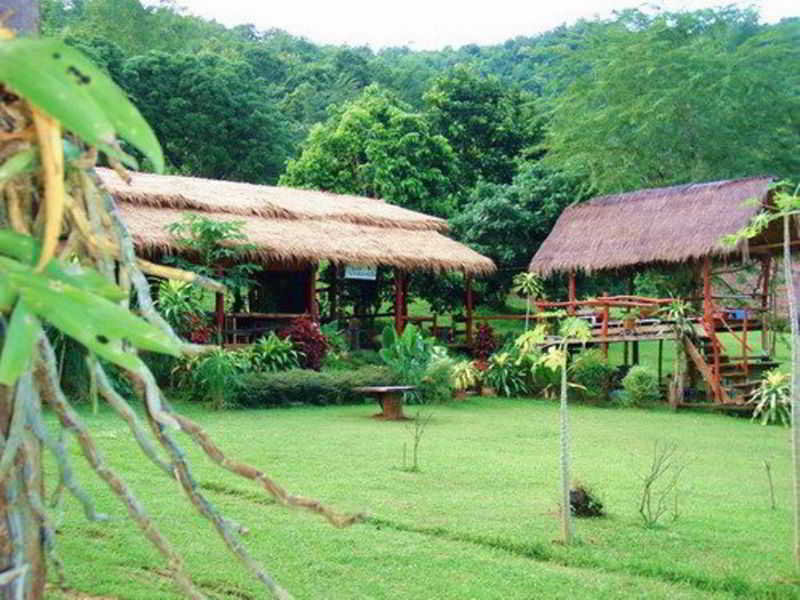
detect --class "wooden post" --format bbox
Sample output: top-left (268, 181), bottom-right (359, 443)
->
top-left (329, 263), bottom-right (339, 322)
top-left (394, 269), bottom-right (405, 334)
top-left (215, 291), bottom-right (225, 345)
top-left (403, 270), bottom-right (410, 324)
top-left (632, 340), bottom-right (640, 365)
top-left (658, 339), bottom-right (664, 383)
top-left (465, 273), bottom-right (474, 345)
top-left (761, 256), bottom-right (771, 350)
top-left (567, 271), bottom-right (576, 315)
top-left (702, 256), bottom-right (721, 402)
top-left (743, 310), bottom-right (749, 379)
top-left (624, 341), bottom-right (628, 367)
top-left (307, 264), bottom-right (318, 322)
top-left (602, 292), bottom-right (609, 358)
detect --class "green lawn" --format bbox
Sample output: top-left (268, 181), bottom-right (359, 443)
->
top-left (45, 398), bottom-right (797, 599)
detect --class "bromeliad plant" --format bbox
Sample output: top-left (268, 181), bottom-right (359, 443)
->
top-left (749, 369), bottom-right (791, 426)
top-left (451, 360), bottom-right (479, 392)
top-left (0, 34), bottom-right (357, 600)
top-left (485, 351), bottom-right (529, 397)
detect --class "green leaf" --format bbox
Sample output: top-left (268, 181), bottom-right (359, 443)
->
top-left (7, 268), bottom-right (179, 357)
top-left (0, 39), bottom-right (164, 172)
top-left (0, 232), bottom-right (126, 301)
top-left (0, 300), bottom-right (41, 385)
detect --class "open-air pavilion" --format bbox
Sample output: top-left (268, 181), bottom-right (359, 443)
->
top-left (528, 176), bottom-right (792, 408)
top-left (98, 168), bottom-right (495, 346)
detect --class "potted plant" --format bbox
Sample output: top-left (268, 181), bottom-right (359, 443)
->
top-left (451, 360), bottom-right (478, 399)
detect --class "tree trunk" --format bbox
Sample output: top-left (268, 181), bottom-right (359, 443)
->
top-left (783, 215), bottom-right (800, 568)
top-left (559, 356), bottom-right (573, 544)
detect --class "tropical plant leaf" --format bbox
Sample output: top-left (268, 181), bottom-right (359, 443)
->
top-left (0, 300), bottom-right (41, 385)
top-left (0, 231), bottom-right (126, 301)
top-left (0, 38), bottom-right (164, 172)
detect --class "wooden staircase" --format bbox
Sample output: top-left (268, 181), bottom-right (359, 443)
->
top-left (685, 324), bottom-right (777, 406)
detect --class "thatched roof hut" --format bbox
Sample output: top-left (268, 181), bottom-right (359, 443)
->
top-left (98, 169), bottom-right (495, 275)
top-left (529, 176), bottom-right (777, 276)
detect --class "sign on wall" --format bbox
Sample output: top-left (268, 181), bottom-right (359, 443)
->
top-left (344, 264), bottom-right (377, 280)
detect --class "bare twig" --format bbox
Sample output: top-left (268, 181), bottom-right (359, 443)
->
top-left (35, 338), bottom-right (206, 600)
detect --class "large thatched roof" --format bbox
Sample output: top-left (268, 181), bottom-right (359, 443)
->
top-left (529, 176), bottom-right (775, 276)
top-left (98, 169), bottom-right (495, 275)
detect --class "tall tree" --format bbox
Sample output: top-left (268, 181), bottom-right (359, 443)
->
top-left (281, 84), bottom-right (460, 217)
top-left (122, 51), bottom-right (290, 181)
top-left (545, 8), bottom-right (800, 193)
top-left (424, 65), bottom-right (543, 189)
top-left (451, 163), bottom-right (591, 306)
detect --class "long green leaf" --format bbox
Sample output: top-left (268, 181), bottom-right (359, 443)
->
top-left (0, 233), bottom-right (125, 301)
top-left (0, 300), bottom-right (41, 385)
top-left (0, 39), bottom-right (164, 172)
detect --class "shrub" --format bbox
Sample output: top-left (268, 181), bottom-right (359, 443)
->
top-left (279, 317), bottom-right (328, 370)
top-left (247, 332), bottom-right (301, 372)
top-left (231, 366), bottom-right (398, 408)
top-left (184, 349), bottom-right (250, 410)
top-left (485, 351), bottom-right (529, 397)
top-left (570, 349), bottom-right (614, 402)
top-left (622, 366), bottom-right (661, 406)
top-left (471, 323), bottom-right (497, 360)
top-left (419, 349), bottom-right (454, 404)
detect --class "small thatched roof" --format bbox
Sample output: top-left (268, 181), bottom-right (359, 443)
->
top-left (99, 169), bottom-right (495, 275)
top-left (98, 168), bottom-right (448, 232)
top-left (529, 176), bottom-right (775, 276)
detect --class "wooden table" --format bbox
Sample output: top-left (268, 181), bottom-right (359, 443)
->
top-left (352, 386), bottom-right (416, 421)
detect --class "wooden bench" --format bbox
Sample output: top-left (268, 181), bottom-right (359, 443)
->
top-left (352, 386), bottom-right (416, 421)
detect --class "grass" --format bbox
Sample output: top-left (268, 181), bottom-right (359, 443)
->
top-left (45, 397), bottom-right (798, 599)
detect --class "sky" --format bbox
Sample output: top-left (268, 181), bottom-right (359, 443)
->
top-left (157, 0), bottom-right (798, 50)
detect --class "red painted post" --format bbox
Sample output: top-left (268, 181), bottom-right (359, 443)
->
top-left (307, 264), bottom-right (318, 322)
top-left (330, 263), bottom-right (339, 322)
top-left (215, 291), bottom-right (225, 345)
top-left (465, 273), bottom-right (474, 345)
top-left (568, 271), bottom-right (576, 315)
top-left (602, 291), bottom-right (609, 358)
top-left (761, 256), bottom-right (771, 350)
top-left (394, 269), bottom-right (405, 333)
top-left (702, 256), bottom-right (720, 402)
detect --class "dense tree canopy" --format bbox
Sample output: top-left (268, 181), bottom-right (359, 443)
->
top-left (122, 51), bottom-right (290, 181)
top-left (281, 85), bottom-right (460, 217)
top-left (451, 163), bottom-right (592, 305)
top-left (424, 65), bottom-right (542, 188)
top-left (544, 8), bottom-right (800, 193)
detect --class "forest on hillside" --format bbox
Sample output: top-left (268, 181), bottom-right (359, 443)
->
top-left (41, 0), bottom-right (800, 303)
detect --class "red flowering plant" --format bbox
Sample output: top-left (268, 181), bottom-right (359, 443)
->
top-left (279, 317), bottom-right (329, 371)
top-left (471, 323), bottom-right (497, 360)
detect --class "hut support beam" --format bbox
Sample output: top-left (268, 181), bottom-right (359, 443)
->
top-left (394, 269), bottom-right (406, 334)
top-left (702, 256), bottom-right (721, 402)
top-left (761, 256), bottom-right (771, 350)
top-left (307, 264), bottom-right (318, 322)
top-left (465, 273), bottom-right (474, 345)
top-left (567, 272), bottom-right (576, 315)
top-left (330, 264), bottom-right (339, 322)
top-left (215, 291), bottom-right (225, 345)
